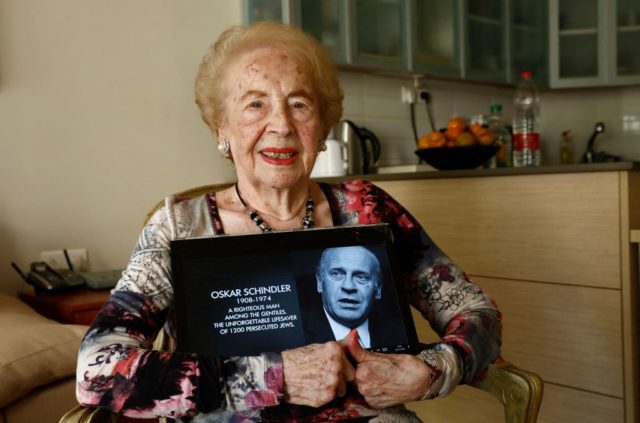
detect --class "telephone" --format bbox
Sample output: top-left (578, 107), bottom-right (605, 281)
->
top-left (11, 261), bottom-right (86, 292)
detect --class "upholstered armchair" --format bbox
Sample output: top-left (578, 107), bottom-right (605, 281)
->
top-left (60, 183), bottom-right (543, 423)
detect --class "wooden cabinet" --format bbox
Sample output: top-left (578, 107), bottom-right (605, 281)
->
top-left (462, 0), bottom-right (547, 84)
top-left (615, 0), bottom-right (640, 83)
top-left (245, 0), bottom-right (410, 70)
top-left (464, 0), bottom-right (509, 82)
top-left (376, 170), bottom-right (639, 422)
top-left (244, 0), bottom-right (286, 24)
top-left (549, 0), bottom-right (640, 87)
top-left (549, 0), bottom-right (603, 86)
top-left (412, 0), bottom-right (461, 76)
top-left (298, 0), bottom-right (348, 63)
top-left (351, 0), bottom-right (409, 70)
top-left (243, 0), bottom-right (549, 85)
top-left (245, 0), bottom-right (640, 88)
top-left (20, 288), bottom-right (110, 325)
top-left (511, 0), bottom-right (548, 83)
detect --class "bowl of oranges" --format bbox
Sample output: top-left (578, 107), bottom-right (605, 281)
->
top-left (415, 117), bottom-right (499, 170)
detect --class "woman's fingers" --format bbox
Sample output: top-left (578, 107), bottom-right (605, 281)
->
top-left (281, 331), bottom-right (432, 408)
top-left (335, 373), bottom-right (347, 398)
top-left (340, 350), bottom-right (356, 383)
top-left (281, 341), bottom-right (353, 407)
top-left (337, 329), bottom-right (431, 407)
top-left (351, 353), bottom-right (431, 408)
top-left (336, 351), bottom-right (355, 398)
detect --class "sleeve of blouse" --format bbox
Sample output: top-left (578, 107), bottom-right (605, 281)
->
top-left (338, 180), bottom-right (502, 398)
top-left (75, 202), bottom-right (284, 419)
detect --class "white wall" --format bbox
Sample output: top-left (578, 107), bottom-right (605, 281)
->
top-left (338, 73), bottom-right (640, 167)
top-left (541, 86), bottom-right (640, 164)
top-left (338, 73), bottom-right (514, 166)
top-left (0, 0), bottom-right (241, 293)
top-left (1, 0), bottom-right (638, 294)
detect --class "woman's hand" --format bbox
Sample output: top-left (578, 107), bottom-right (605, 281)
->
top-left (281, 341), bottom-right (355, 407)
top-left (342, 330), bottom-right (431, 408)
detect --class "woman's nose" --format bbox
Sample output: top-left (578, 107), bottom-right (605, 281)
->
top-left (267, 104), bottom-right (293, 136)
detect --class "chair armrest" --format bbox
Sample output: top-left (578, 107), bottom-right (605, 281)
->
top-left (59, 405), bottom-right (165, 423)
top-left (471, 358), bottom-right (544, 423)
top-left (59, 405), bottom-right (115, 423)
top-left (59, 329), bottom-right (172, 423)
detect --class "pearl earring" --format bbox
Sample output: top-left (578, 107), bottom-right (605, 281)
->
top-left (218, 138), bottom-right (231, 158)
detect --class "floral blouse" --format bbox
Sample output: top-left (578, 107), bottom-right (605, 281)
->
top-left (76, 180), bottom-right (501, 422)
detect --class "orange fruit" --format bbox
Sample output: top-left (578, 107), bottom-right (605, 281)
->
top-left (455, 131), bottom-right (476, 146)
top-left (419, 131), bottom-right (446, 148)
top-left (477, 132), bottom-right (495, 146)
top-left (469, 123), bottom-right (484, 136)
top-left (445, 126), bottom-right (464, 141)
top-left (447, 117), bottom-right (467, 130)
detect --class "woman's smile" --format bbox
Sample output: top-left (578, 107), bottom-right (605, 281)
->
top-left (218, 46), bottom-right (323, 189)
top-left (78, 21), bottom-right (503, 422)
top-left (259, 147), bottom-right (299, 165)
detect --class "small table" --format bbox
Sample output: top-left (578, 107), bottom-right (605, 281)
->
top-left (19, 288), bottom-right (111, 325)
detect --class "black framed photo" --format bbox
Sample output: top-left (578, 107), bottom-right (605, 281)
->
top-left (171, 224), bottom-right (418, 357)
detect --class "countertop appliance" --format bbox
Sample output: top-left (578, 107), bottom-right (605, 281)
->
top-left (340, 120), bottom-right (381, 174)
top-left (311, 136), bottom-right (347, 178)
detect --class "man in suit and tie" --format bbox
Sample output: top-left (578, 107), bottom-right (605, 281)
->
top-left (300, 245), bottom-right (399, 348)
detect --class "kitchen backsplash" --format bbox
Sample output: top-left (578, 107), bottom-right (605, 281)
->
top-left (338, 71), bottom-right (640, 167)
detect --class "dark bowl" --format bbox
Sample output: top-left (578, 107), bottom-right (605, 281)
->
top-left (414, 145), bottom-right (500, 170)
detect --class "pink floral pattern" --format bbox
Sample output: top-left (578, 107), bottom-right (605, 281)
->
top-left (76, 180), bottom-right (501, 421)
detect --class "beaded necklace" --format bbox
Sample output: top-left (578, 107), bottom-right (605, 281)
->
top-left (234, 183), bottom-right (315, 232)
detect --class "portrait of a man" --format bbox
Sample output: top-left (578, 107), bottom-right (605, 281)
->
top-left (298, 245), bottom-right (402, 349)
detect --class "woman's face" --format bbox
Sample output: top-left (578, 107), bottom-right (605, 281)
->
top-left (218, 46), bottom-right (323, 190)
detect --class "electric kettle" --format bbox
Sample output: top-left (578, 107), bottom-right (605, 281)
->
top-left (311, 136), bottom-right (347, 178)
top-left (339, 120), bottom-right (382, 174)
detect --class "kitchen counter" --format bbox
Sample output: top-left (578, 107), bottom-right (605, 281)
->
top-left (318, 161), bottom-right (640, 183)
top-left (371, 171), bottom-right (640, 423)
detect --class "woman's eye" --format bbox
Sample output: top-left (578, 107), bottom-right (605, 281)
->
top-left (249, 101), bottom-right (263, 109)
top-left (292, 102), bottom-right (306, 109)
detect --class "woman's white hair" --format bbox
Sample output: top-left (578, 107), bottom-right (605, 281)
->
top-left (194, 21), bottom-right (343, 140)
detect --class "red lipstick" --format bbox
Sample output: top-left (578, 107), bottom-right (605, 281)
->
top-left (259, 147), bottom-right (298, 165)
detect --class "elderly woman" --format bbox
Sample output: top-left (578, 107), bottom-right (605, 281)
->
top-left (76, 22), bottom-right (501, 422)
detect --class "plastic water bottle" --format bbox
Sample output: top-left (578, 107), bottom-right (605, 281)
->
top-left (488, 104), bottom-right (512, 167)
top-left (512, 71), bottom-right (541, 167)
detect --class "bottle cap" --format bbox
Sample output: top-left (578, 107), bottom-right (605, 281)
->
top-left (521, 70), bottom-right (533, 79)
top-left (470, 114), bottom-right (487, 125)
top-left (490, 104), bottom-right (502, 113)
